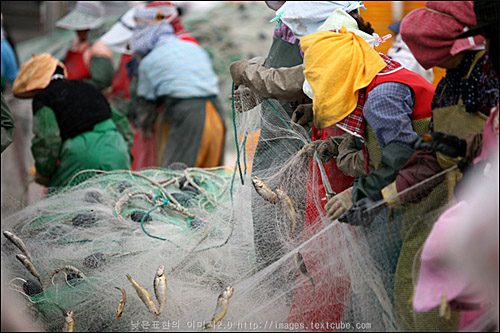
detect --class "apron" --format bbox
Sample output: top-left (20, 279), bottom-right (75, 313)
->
top-left (64, 49), bottom-right (91, 81)
top-left (393, 52), bottom-right (488, 332)
top-left (432, 50), bottom-right (488, 202)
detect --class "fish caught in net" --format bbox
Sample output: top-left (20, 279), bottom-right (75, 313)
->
top-left (2, 95), bottom-right (486, 332)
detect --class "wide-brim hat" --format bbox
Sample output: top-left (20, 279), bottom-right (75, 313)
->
top-left (400, 1), bottom-right (485, 70)
top-left (100, 6), bottom-right (139, 54)
top-left (12, 54), bottom-right (67, 99)
top-left (56, 1), bottom-right (105, 31)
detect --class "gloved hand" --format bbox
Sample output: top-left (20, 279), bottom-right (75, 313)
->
top-left (35, 172), bottom-right (51, 187)
top-left (229, 60), bottom-right (250, 87)
top-left (291, 103), bottom-right (314, 132)
top-left (325, 187), bottom-right (353, 221)
top-left (338, 192), bottom-right (384, 226)
top-left (412, 132), bottom-right (467, 158)
top-left (301, 136), bottom-right (344, 162)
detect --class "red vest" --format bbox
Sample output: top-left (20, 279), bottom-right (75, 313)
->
top-left (64, 49), bottom-right (91, 81)
top-left (366, 55), bottom-right (434, 121)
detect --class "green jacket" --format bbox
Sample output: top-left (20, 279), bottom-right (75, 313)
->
top-left (1, 93), bottom-right (15, 153)
top-left (84, 56), bottom-right (115, 91)
top-left (32, 105), bottom-right (132, 187)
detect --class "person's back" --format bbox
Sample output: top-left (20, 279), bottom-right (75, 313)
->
top-left (31, 76), bottom-right (131, 188)
top-left (34, 79), bottom-right (111, 141)
top-left (138, 39), bottom-right (219, 100)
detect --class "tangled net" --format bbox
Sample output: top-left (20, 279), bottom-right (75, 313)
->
top-left (3, 92), bottom-right (495, 332)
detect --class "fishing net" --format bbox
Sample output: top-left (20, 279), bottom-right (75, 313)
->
top-left (2, 88), bottom-right (496, 332)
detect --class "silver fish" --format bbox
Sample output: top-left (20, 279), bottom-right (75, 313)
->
top-left (115, 287), bottom-right (126, 322)
top-left (126, 274), bottom-right (159, 316)
top-left (15, 254), bottom-right (42, 284)
top-left (153, 265), bottom-right (167, 314)
top-left (294, 251), bottom-right (315, 298)
top-left (251, 176), bottom-right (278, 204)
top-left (63, 311), bottom-right (75, 332)
top-left (3, 230), bottom-right (33, 262)
top-left (276, 187), bottom-right (298, 237)
top-left (205, 286), bottom-right (234, 329)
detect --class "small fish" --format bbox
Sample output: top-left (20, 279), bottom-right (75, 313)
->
top-left (115, 287), bottom-right (126, 322)
top-left (153, 265), bottom-right (167, 314)
top-left (15, 254), bottom-right (42, 284)
top-left (294, 251), bottom-right (315, 298)
top-left (204, 286), bottom-right (234, 329)
top-left (276, 187), bottom-right (298, 237)
top-left (3, 230), bottom-right (33, 262)
top-left (251, 176), bottom-right (277, 204)
top-left (126, 274), bottom-right (159, 316)
top-left (63, 311), bottom-right (75, 332)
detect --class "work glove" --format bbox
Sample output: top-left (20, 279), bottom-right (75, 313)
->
top-left (325, 187), bottom-right (353, 221)
top-left (291, 103), bottom-right (314, 132)
top-left (301, 136), bottom-right (344, 163)
top-left (229, 60), bottom-right (250, 88)
top-left (338, 192), bottom-right (384, 226)
top-left (412, 132), bottom-right (467, 158)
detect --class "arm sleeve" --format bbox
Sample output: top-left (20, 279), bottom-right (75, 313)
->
top-left (31, 106), bottom-right (62, 177)
top-left (85, 56), bottom-right (115, 91)
top-left (336, 134), bottom-right (368, 178)
top-left (110, 105), bottom-right (134, 157)
top-left (239, 63), bottom-right (307, 103)
top-left (363, 82), bottom-right (419, 148)
top-left (351, 142), bottom-right (414, 202)
top-left (381, 150), bottom-right (445, 206)
top-left (1, 93), bottom-right (15, 153)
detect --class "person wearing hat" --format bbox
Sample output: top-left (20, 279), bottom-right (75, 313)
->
top-left (386, 21), bottom-right (434, 84)
top-left (349, 1), bottom-right (499, 330)
top-left (129, 6), bottom-right (225, 169)
top-left (11, 54), bottom-right (131, 189)
top-left (100, 2), bottom-right (200, 171)
top-left (56, 1), bottom-right (114, 91)
top-left (412, 0), bottom-right (499, 175)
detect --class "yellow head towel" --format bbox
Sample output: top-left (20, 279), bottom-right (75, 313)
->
top-left (12, 53), bottom-right (67, 99)
top-left (301, 27), bottom-right (386, 129)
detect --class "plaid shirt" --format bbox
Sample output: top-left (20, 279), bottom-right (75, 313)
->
top-left (137, 39), bottom-right (219, 100)
top-left (363, 81), bottom-right (417, 148)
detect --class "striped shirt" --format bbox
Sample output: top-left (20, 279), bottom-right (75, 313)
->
top-left (137, 39), bottom-right (219, 100)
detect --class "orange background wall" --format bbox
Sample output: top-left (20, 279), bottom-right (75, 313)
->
top-left (361, 1), bottom-right (446, 87)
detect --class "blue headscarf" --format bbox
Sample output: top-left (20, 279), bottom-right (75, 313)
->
top-left (130, 21), bottom-right (176, 59)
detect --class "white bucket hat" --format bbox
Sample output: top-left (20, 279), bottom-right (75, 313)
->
top-left (100, 6), bottom-right (140, 54)
top-left (56, 1), bottom-right (105, 31)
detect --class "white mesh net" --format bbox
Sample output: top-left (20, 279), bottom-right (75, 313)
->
top-left (1, 95), bottom-right (496, 332)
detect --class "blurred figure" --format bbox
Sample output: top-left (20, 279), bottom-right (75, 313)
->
top-left (387, 21), bottom-right (434, 84)
top-left (56, 1), bottom-right (114, 91)
top-left (411, 3), bottom-right (499, 329)
top-left (130, 5), bottom-right (225, 168)
top-left (100, 1), bottom-right (200, 171)
top-left (1, 13), bottom-right (18, 92)
top-left (12, 54), bottom-right (131, 189)
top-left (1, 93), bottom-right (14, 153)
